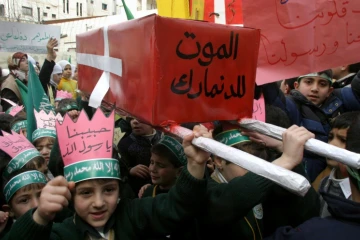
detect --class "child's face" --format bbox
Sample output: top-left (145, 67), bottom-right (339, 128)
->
top-left (62, 65), bottom-right (72, 79)
top-left (130, 119), bottom-right (154, 136)
top-left (326, 127), bottom-right (348, 168)
top-left (74, 179), bottom-right (119, 228)
top-left (18, 56), bottom-right (29, 72)
top-left (35, 137), bottom-right (54, 166)
top-left (9, 184), bottom-right (43, 219)
top-left (294, 77), bottom-right (333, 106)
top-left (149, 153), bottom-right (180, 189)
top-left (53, 73), bottom-right (62, 84)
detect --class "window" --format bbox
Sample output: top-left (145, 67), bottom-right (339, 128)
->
top-left (67, 0), bottom-right (69, 13)
top-left (90, 0), bottom-right (94, 4)
top-left (102, 3), bottom-right (107, 10)
top-left (146, 0), bottom-right (156, 10)
top-left (43, 12), bottom-right (48, 17)
top-left (137, 0), bottom-right (142, 11)
top-left (80, 3), bottom-right (82, 16)
top-left (76, 2), bottom-right (79, 16)
top-left (52, 14), bottom-right (56, 19)
top-left (46, 6), bottom-right (50, 9)
top-left (63, 0), bottom-right (65, 12)
top-left (0, 4), bottom-right (4, 16)
top-left (22, 6), bottom-right (33, 16)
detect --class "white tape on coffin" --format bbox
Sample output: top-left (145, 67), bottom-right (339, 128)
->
top-left (77, 25), bottom-right (122, 108)
top-left (214, 0), bottom-right (226, 24)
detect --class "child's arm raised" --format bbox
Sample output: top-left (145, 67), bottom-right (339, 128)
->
top-left (125, 125), bottom-right (209, 237)
top-left (33, 176), bottom-right (74, 226)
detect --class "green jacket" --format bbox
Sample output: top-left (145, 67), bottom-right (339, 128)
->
top-left (3, 168), bottom-right (206, 240)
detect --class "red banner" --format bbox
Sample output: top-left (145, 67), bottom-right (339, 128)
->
top-left (77, 15), bottom-right (258, 126)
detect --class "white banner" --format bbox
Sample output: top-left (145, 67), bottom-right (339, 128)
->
top-left (0, 21), bottom-right (61, 54)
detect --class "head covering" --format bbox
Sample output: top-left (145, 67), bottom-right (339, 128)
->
top-left (297, 71), bottom-right (333, 85)
top-left (52, 64), bottom-right (63, 75)
top-left (71, 64), bottom-right (76, 77)
top-left (32, 110), bottom-right (63, 142)
top-left (3, 98), bottom-right (24, 116)
top-left (215, 129), bottom-right (250, 146)
top-left (11, 120), bottom-right (27, 133)
top-left (157, 135), bottom-right (187, 166)
top-left (0, 131), bottom-right (42, 178)
top-left (7, 52), bottom-right (28, 70)
top-left (3, 170), bottom-right (47, 203)
top-left (57, 60), bottom-right (71, 71)
top-left (56, 109), bottom-right (120, 183)
top-left (27, 55), bottom-right (36, 66)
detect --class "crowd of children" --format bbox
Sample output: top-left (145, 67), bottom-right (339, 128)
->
top-left (0, 35), bottom-right (359, 240)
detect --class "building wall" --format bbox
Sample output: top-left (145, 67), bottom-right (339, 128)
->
top-left (0, 0), bottom-right (88, 23)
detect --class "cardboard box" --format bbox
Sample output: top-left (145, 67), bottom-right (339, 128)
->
top-left (77, 14), bottom-right (260, 126)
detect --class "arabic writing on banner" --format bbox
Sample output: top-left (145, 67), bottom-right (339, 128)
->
top-left (252, 95), bottom-right (265, 122)
top-left (242, 0), bottom-right (360, 85)
top-left (0, 21), bottom-right (60, 54)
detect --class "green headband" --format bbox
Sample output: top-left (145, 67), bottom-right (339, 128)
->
top-left (5, 106), bottom-right (15, 114)
top-left (297, 72), bottom-right (333, 85)
top-left (11, 120), bottom-right (27, 133)
top-left (346, 166), bottom-right (360, 191)
top-left (32, 129), bottom-right (57, 142)
top-left (3, 149), bottom-right (42, 178)
top-left (64, 158), bottom-right (120, 183)
top-left (157, 136), bottom-right (187, 166)
top-left (4, 170), bottom-right (47, 203)
top-left (61, 103), bottom-right (78, 112)
top-left (215, 130), bottom-right (250, 146)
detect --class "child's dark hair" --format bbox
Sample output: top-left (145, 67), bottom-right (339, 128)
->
top-left (10, 115), bottom-right (26, 129)
top-left (331, 112), bottom-right (360, 129)
top-left (56, 98), bottom-right (79, 116)
top-left (265, 104), bottom-right (291, 129)
top-left (0, 113), bottom-right (15, 132)
top-left (151, 143), bottom-right (183, 168)
top-left (348, 62), bottom-right (360, 74)
top-left (345, 115), bottom-right (360, 190)
top-left (285, 77), bottom-right (297, 91)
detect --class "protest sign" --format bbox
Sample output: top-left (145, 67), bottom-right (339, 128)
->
top-left (242, 0), bottom-right (360, 85)
top-left (0, 21), bottom-right (60, 54)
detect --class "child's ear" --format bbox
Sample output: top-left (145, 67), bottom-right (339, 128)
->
top-left (2, 205), bottom-right (14, 218)
top-left (327, 87), bottom-right (334, 97)
top-left (294, 81), bottom-right (299, 89)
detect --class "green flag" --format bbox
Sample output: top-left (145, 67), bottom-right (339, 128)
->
top-left (16, 64), bottom-right (55, 141)
top-left (68, 55), bottom-right (71, 64)
top-left (121, 0), bottom-right (134, 20)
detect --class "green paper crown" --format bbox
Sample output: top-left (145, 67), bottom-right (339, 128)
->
top-left (64, 159), bottom-right (120, 183)
top-left (215, 129), bottom-right (250, 146)
top-left (32, 129), bottom-right (57, 142)
top-left (11, 120), bottom-right (27, 133)
top-left (157, 136), bottom-right (187, 166)
top-left (297, 72), bottom-right (333, 85)
top-left (4, 170), bottom-right (47, 203)
top-left (4, 149), bottom-right (42, 178)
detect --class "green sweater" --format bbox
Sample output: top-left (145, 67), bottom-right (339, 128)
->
top-left (3, 168), bottom-right (206, 240)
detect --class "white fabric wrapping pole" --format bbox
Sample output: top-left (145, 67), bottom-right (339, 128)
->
top-left (214, 0), bottom-right (226, 24)
top-left (76, 25), bottom-right (123, 108)
top-left (238, 119), bottom-right (360, 169)
top-left (168, 125), bottom-right (311, 196)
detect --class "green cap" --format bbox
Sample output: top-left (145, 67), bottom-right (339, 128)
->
top-left (3, 170), bottom-right (47, 203)
top-left (64, 158), bottom-right (120, 183)
top-left (32, 129), bottom-right (57, 142)
top-left (297, 72), bottom-right (333, 85)
top-left (3, 149), bottom-right (42, 178)
top-left (157, 136), bottom-right (187, 166)
top-left (215, 130), bottom-right (250, 146)
top-left (11, 120), bottom-right (27, 133)
top-left (61, 103), bottom-right (79, 112)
